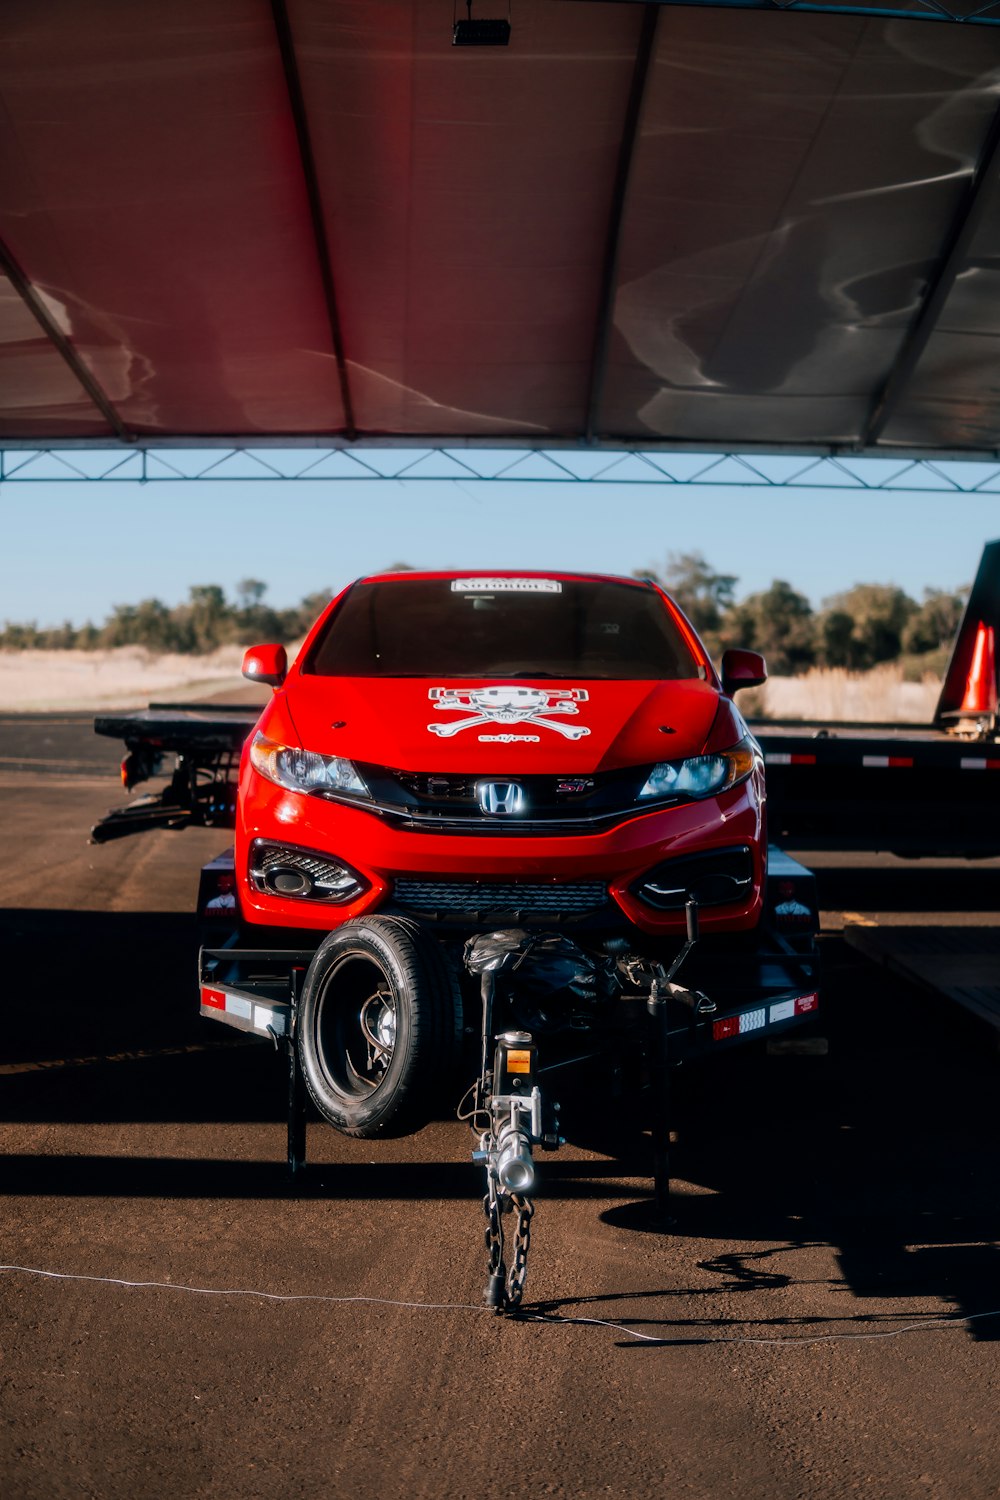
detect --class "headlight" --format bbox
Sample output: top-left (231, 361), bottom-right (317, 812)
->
top-left (638, 735), bottom-right (759, 801)
top-left (249, 732), bottom-right (371, 799)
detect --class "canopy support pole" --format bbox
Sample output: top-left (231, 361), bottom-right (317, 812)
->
top-left (863, 100), bottom-right (1000, 447)
top-left (0, 237), bottom-right (131, 442)
top-left (270, 0), bottom-right (357, 440)
top-left (585, 3), bottom-right (659, 445)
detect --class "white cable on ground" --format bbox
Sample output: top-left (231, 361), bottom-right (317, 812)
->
top-left (2, 1263), bottom-right (998, 1347)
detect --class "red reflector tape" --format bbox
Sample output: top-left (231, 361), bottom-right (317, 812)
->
top-left (712, 1016), bottom-right (740, 1041)
top-left (862, 755), bottom-right (913, 768)
top-left (795, 992), bottom-right (819, 1014)
top-left (201, 987), bottom-right (226, 1010)
top-left (767, 752), bottom-right (817, 766)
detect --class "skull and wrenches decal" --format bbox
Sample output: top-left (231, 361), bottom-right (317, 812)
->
top-left (427, 685), bottom-right (591, 741)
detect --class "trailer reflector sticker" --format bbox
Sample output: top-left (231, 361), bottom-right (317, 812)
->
top-left (713, 1016), bottom-right (740, 1040)
top-left (766, 752), bottom-right (816, 766)
top-left (201, 985), bottom-right (290, 1037)
top-left (713, 992), bottom-right (819, 1042)
top-left (862, 755), bottom-right (913, 768)
top-left (960, 757), bottom-right (1000, 770)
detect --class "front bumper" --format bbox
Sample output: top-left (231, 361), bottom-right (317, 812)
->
top-left (236, 765), bottom-right (766, 936)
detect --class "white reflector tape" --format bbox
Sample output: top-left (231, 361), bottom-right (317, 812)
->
top-left (769, 998), bottom-right (796, 1023)
top-left (226, 995), bottom-right (252, 1020)
top-left (739, 1008), bottom-right (766, 1034)
top-left (253, 1003), bottom-right (287, 1037)
top-left (767, 752), bottom-right (792, 765)
top-left (960, 757), bottom-right (1000, 770)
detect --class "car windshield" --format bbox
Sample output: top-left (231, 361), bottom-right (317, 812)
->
top-left (304, 577), bottom-right (701, 680)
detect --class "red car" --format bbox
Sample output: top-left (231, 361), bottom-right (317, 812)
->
top-left (237, 568), bottom-right (767, 936)
top-left (231, 569), bottom-right (772, 1135)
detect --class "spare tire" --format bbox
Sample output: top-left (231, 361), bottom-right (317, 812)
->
top-left (297, 917), bottom-right (463, 1138)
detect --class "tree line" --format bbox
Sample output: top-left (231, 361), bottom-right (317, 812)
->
top-left (0, 579), bottom-right (333, 656)
top-left (0, 556), bottom-right (967, 676)
top-left (637, 553), bottom-right (966, 677)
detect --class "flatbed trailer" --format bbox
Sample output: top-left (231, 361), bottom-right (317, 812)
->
top-left (194, 842), bottom-right (820, 1192)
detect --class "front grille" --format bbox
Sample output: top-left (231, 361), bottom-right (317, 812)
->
top-left (356, 763), bottom-right (665, 833)
top-left (392, 880), bottom-right (609, 917)
top-left (394, 772), bottom-right (479, 801)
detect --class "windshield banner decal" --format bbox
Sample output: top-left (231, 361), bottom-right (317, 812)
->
top-left (450, 578), bottom-right (562, 593)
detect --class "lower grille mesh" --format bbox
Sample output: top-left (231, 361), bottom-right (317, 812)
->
top-left (393, 880), bottom-right (608, 916)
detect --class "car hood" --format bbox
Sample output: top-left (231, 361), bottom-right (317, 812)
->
top-left (277, 676), bottom-right (722, 773)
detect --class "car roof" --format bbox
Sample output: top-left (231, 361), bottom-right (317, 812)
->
top-left (357, 569), bottom-right (654, 588)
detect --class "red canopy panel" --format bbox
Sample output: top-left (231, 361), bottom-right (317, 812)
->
top-left (0, 0), bottom-right (346, 436)
top-left (0, 270), bottom-right (113, 435)
top-left (0, 1), bottom-right (999, 453)
top-left (292, 0), bottom-right (643, 436)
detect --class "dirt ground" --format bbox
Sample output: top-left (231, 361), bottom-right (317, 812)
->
top-left (1, 721), bottom-right (998, 1499)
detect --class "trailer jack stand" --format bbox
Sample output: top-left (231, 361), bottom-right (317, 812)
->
top-left (646, 896), bottom-right (700, 1227)
top-left (284, 1033), bottom-right (308, 1179)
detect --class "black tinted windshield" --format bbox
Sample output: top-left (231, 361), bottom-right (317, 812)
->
top-left (304, 577), bottom-right (700, 680)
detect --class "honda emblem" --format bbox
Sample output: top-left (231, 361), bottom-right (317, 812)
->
top-left (477, 781), bottom-right (527, 816)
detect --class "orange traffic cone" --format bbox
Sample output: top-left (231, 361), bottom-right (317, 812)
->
top-left (960, 620), bottom-right (998, 716)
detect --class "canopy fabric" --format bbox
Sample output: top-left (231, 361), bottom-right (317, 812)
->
top-left (1, 1), bottom-right (999, 453)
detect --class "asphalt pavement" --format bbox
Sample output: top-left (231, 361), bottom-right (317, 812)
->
top-left (1, 715), bottom-right (999, 1500)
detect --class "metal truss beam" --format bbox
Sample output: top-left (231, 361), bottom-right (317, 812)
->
top-left (4, 447), bottom-right (1000, 493)
top-left (864, 95), bottom-right (1000, 446)
top-left (570, 0), bottom-right (1000, 26)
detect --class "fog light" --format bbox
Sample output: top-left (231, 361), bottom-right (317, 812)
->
top-left (268, 867), bottom-right (313, 897)
top-left (249, 840), bottom-right (366, 904)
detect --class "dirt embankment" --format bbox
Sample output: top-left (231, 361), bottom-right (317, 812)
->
top-left (0, 649), bottom-right (942, 720)
top-left (742, 663), bottom-right (940, 723)
top-left (0, 645), bottom-right (252, 711)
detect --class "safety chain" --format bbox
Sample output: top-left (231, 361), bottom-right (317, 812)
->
top-left (483, 1177), bottom-right (534, 1312)
top-left (506, 1193), bottom-right (534, 1309)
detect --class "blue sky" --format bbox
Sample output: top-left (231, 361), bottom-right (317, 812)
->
top-left (1, 474), bottom-right (997, 628)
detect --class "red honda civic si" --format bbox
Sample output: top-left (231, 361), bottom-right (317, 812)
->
top-left (236, 570), bottom-right (768, 946)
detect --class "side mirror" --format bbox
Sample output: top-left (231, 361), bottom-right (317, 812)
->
top-left (242, 643), bottom-right (287, 688)
top-left (721, 648), bottom-right (767, 697)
